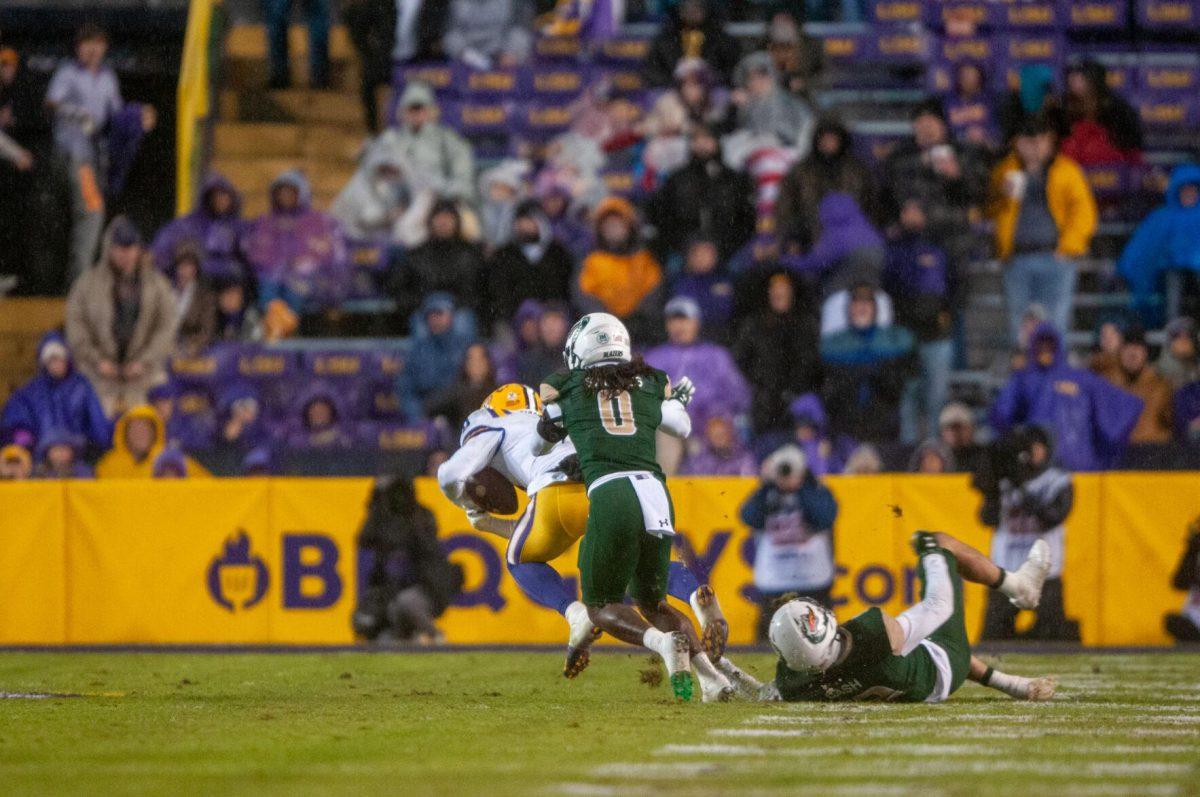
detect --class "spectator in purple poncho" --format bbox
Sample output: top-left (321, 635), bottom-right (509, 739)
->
top-left (151, 174), bottom-right (250, 285)
top-left (286, 383), bottom-right (355, 450)
top-left (213, 382), bottom-right (270, 458)
top-left (1, 332), bottom-right (111, 453)
top-left (534, 174), bottom-right (592, 262)
top-left (245, 169), bottom-right (349, 314)
top-left (751, 392), bottom-right (853, 477)
top-left (990, 322), bottom-right (1143, 471)
top-left (680, 416), bottom-right (756, 477)
top-left (668, 236), bottom-right (735, 344)
top-left (781, 192), bottom-right (884, 297)
top-left (33, 429), bottom-right (93, 479)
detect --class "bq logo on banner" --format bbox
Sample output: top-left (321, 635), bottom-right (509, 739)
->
top-left (205, 529), bottom-right (345, 613)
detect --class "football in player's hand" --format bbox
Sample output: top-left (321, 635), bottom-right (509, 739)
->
top-left (465, 467), bottom-right (519, 515)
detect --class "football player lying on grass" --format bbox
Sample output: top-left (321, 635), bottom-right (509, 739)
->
top-left (716, 531), bottom-right (1057, 703)
top-left (437, 381), bottom-right (729, 680)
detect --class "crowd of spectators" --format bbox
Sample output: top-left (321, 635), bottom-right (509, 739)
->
top-left (2, 4), bottom-right (1200, 484)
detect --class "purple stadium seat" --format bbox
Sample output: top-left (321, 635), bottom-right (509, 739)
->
top-left (599, 167), bottom-right (641, 201)
top-left (870, 0), bottom-right (922, 24)
top-left (1064, 0), bottom-right (1128, 29)
top-left (1136, 93), bottom-right (1199, 129)
top-left (448, 99), bottom-right (516, 136)
top-left (518, 100), bottom-right (575, 141)
top-left (345, 239), bottom-right (389, 300)
top-left (534, 35), bottom-right (584, 62)
top-left (394, 62), bottom-right (457, 95)
top-left (233, 346), bottom-right (298, 421)
top-left (591, 65), bottom-right (648, 96)
top-left (595, 36), bottom-right (652, 66)
top-left (359, 421), bottom-right (437, 452)
top-left (1136, 0), bottom-right (1199, 29)
top-left (870, 29), bottom-right (930, 64)
top-left (1137, 62), bottom-right (1200, 95)
top-left (169, 343), bottom-right (238, 386)
top-left (819, 32), bottom-right (870, 65)
top-left (524, 64), bottom-right (588, 98)
top-left (997, 33), bottom-right (1064, 89)
top-left (928, 37), bottom-right (1001, 93)
top-left (456, 64), bottom-right (521, 99)
top-left (1001, 1), bottom-right (1063, 29)
top-left (924, 1), bottom-right (1003, 30)
top-left (1083, 164), bottom-right (1128, 200)
top-left (173, 383), bottom-right (218, 451)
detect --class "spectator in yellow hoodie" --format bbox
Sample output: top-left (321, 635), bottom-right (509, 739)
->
top-left (96, 404), bottom-right (209, 478)
top-left (575, 196), bottom-right (663, 342)
top-left (987, 115), bottom-right (1097, 344)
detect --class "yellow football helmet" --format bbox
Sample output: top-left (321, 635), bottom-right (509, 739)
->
top-left (481, 383), bottom-right (543, 416)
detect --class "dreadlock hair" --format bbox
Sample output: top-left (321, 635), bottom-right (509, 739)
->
top-left (581, 355), bottom-right (656, 398)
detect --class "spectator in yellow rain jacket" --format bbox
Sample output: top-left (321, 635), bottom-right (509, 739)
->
top-left (96, 404), bottom-right (208, 478)
top-left (987, 116), bottom-right (1097, 344)
top-left (575, 196), bottom-right (663, 342)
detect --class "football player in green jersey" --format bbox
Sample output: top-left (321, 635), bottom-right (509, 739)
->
top-left (539, 312), bottom-right (733, 702)
top-left (716, 531), bottom-right (1057, 703)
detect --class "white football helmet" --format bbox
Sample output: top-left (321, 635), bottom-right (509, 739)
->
top-left (769, 599), bottom-right (841, 674)
top-left (563, 313), bottom-right (631, 370)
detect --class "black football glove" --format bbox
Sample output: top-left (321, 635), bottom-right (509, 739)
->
top-left (537, 404), bottom-right (568, 443)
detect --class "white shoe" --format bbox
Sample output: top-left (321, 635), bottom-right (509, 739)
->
top-left (563, 601), bottom-right (599, 679)
top-left (689, 585), bottom-right (729, 660)
top-left (693, 653), bottom-right (735, 703)
top-left (1025, 676), bottom-right (1056, 701)
top-left (1007, 539), bottom-right (1051, 610)
top-left (651, 631), bottom-right (693, 701)
top-left (716, 657), bottom-right (766, 701)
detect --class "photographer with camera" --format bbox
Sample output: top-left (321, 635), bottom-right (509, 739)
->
top-left (353, 475), bottom-right (464, 645)
top-left (974, 425), bottom-right (1078, 641)
top-left (739, 444), bottom-right (839, 641)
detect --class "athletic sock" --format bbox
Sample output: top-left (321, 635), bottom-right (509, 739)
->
top-left (666, 561), bottom-right (701, 604)
top-left (507, 561), bottom-right (576, 615)
top-left (982, 667), bottom-right (1030, 699)
top-left (643, 627), bottom-right (668, 658)
top-left (990, 569), bottom-right (1008, 592)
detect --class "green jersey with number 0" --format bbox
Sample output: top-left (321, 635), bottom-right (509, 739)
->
top-left (543, 368), bottom-right (669, 488)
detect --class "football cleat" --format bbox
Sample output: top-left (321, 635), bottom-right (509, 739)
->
top-left (563, 602), bottom-right (600, 679)
top-left (652, 631), bottom-right (693, 701)
top-left (1007, 539), bottom-right (1051, 610)
top-left (689, 585), bottom-right (729, 661)
top-left (693, 654), bottom-right (735, 703)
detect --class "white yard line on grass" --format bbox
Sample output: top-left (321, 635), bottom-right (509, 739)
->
top-left (661, 742), bottom-right (1196, 758)
top-left (712, 726), bottom-right (1200, 740)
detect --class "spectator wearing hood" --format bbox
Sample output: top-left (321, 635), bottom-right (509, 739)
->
top-left (534, 174), bottom-right (592, 262)
top-left (645, 0), bottom-right (742, 87)
top-left (96, 404), bottom-right (207, 478)
top-left (885, 199), bottom-right (954, 444)
top-left (478, 160), bottom-right (530, 253)
top-left (354, 476), bottom-right (463, 643)
top-left (397, 293), bottom-right (474, 421)
top-left (369, 83), bottom-right (474, 202)
top-left (515, 302), bottom-right (569, 386)
top-left (945, 62), bottom-right (999, 152)
top-left (287, 384), bottom-right (355, 449)
top-left (425, 342), bottom-right (496, 430)
top-left (990, 322), bottom-right (1143, 471)
top-left (65, 217), bottom-right (177, 417)
top-left (494, 298), bottom-right (542, 383)
top-left (938, 401), bottom-right (985, 476)
top-left (648, 124), bottom-right (756, 263)
top-left (33, 429), bottom-right (92, 478)
top-left (331, 149), bottom-right (424, 243)
top-left (752, 392), bottom-right (854, 476)
top-left (1117, 164), bottom-right (1200, 326)
top-left (1061, 60), bottom-right (1142, 166)
top-left (883, 98), bottom-right (989, 305)
top-left (0, 444), bottom-right (33, 480)
top-left (151, 175), bottom-right (250, 285)
top-left (213, 382), bottom-right (269, 458)
top-left (1157, 317), bottom-right (1200, 390)
top-left (393, 199), bottom-right (486, 330)
top-left (2, 332), bottom-right (111, 452)
top-left (819, 282), bottom-right (917, 443)
top-left (734, 271), bottom-right (822, 434)
top-left (645, 296), bottom-right (751, 434)
top-left (167, 241), bottom-right (217, 355)
top-left (680, 415), bottom-right (756, 477)
top-left (775, 117), bottom-right (877, 251)
top-left (909, 438), bottom-right (955, 473)
top-left (1093, 326), bottom-right (1174, 445)
top-left (730, 51), bottom-right (815, 152)
top-left (988, 118), bottom-right (1097, 342)
top-left (245, 170), bottom-right (349, 315)
top-left (669, 58), bottom-right (732, 134)
top-left (668, 237), bottom-right (735, 344)
top-left (443, 0), bottom-right (533, 69)
top-left (151, 447), bottom-right (191, 479)
top-left (576, 197), bottom-right (663, 342)
top-left (1088, 313), bottom-right (1128, 376)
top-left (741, 444), bottom-right (839, 638)
top-left (486, 204), bottom-right (574, 329)
top-left (782, 192), bottom-right (885, 297)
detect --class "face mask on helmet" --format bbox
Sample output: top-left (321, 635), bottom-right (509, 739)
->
top-left (563, 313), bottom-right (632, 370)
top-left (769, 599), bottom-right (841, 674)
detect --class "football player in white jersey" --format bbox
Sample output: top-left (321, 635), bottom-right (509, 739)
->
top-left (438, 383), bottom-right (728, 678)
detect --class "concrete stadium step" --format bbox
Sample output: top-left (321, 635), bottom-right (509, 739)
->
top-left (270, 89), bottom-right (365, 128)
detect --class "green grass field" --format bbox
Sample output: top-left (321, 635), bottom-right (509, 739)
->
top-left (1, 650), bottom-right (1198, 795)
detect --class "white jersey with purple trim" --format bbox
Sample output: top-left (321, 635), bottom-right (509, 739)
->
top-left (437, 408), bottom-right (577, 507)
